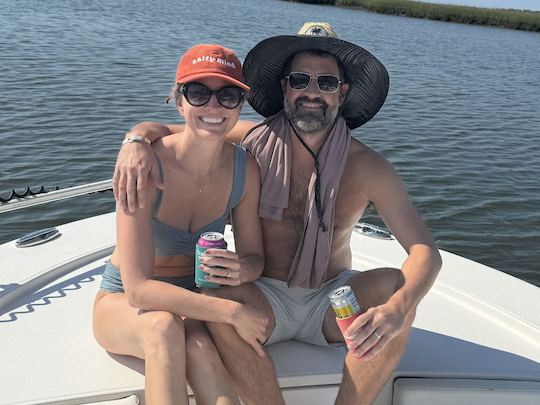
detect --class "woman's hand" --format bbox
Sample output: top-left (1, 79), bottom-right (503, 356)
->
top-left (343, 300), bottom-right (410, 361)
top-left (230, 303), bottom-right (269, 358)
top-left (199, 248), bottom-right (256, 286)
top-left (113, 142), bottom-right (163, 213)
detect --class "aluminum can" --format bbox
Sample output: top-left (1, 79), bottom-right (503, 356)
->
top-left (329, 285), bottom-right (361, 343)
top-left (329, 285), bottom-right (361, 319)
top-left (195, 232), bottom-right (227, 288)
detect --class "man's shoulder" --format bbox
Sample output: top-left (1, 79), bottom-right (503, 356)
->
top-left (231, 120), bottom-right (261, 145)
top-left (346, 138), bottom-right (388, 172)
top-left (341, 138), bottom-right (400, 199)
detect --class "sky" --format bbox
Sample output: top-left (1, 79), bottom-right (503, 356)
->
top-left (412, 0), bottom-right (540, 11)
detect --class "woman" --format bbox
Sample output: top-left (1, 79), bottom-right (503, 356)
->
top-left (93, 44), bottom-right (267, 405)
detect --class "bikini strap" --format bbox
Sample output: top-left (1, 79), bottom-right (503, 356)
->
top-left (225, 146), bottom-right (247, 212)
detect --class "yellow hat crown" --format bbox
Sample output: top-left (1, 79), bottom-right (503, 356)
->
top-left (298, 22), bottom-right (338, 38)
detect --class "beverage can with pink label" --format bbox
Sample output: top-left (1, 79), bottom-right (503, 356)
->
top-left (195, 232), bottom-right (227, 288)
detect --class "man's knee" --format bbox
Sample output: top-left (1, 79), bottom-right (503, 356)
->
top-left (373, 267), bottom-right (404, 294)
top-left (349, 268), bottom-right (404, 308)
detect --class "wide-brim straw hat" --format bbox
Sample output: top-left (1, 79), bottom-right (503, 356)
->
top-left (243, 22), bottom-right (389, 130)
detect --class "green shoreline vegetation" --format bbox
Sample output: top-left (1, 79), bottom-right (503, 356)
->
top-left (289, 0), bottom-right (540, 32)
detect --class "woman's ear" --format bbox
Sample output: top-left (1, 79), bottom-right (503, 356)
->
top-left (177, 98), bottom-right (185, 117)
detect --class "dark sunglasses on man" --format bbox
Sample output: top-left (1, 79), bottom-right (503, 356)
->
top-left (285, 72), bottom-right (342, 93)
top-left (181, 82), bottom-right (245, 109)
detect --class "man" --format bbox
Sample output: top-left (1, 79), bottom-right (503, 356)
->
top-left (114, 23), bottom-right (442, 405)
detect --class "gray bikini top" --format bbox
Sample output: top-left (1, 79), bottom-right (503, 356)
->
top-left (152, 145), bottom-right (247, 257)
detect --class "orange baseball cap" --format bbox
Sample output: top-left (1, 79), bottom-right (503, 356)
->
top-left (176, 44), bottom-right (250, 90)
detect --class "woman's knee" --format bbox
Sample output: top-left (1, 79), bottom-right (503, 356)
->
top-left (142, 311), bottom-right (185, 352)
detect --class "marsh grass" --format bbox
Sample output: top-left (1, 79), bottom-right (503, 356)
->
top-left (289, 0), bottom-right (540, 32)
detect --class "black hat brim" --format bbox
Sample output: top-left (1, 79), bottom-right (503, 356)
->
top-left (243, 35), bottom-right (389, 130)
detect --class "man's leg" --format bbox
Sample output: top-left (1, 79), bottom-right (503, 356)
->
top-left (184, 319), bottom-right (240, 405)
top-left (323, 268), bottom-right (414, 405)
top-left (204, 284), bottom-right (286, 405)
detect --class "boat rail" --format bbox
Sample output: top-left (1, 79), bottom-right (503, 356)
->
top-left (2, 178), bottom-right (395, 242)
top-left (0, 179), bottom-right (113, 214)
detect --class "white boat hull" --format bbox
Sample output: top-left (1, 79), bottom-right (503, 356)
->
top-left (1, 212), bottom-right (539, 404)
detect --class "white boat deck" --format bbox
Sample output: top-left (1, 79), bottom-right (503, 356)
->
top-left (1, 212), bottom-right (539, 404)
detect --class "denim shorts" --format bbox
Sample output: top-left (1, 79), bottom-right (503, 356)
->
top-left (100, 260), bottom-right (197, 293)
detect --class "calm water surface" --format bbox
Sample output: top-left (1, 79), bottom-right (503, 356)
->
top-left (1, 0), bottom-right (539, 286)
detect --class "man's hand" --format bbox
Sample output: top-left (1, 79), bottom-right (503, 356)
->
top-left (344, 301), bottom-right (409, 361)
top-left (113, 142), bottom-right (163, 212)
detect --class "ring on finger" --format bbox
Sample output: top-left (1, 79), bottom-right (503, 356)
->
top-left (225, 270), bottom-right (230, 278)
top-left (373, 331), bottom-right (382, 340)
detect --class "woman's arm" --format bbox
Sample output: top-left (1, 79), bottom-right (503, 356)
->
top-left (201, 154), bottom-right (264, 285)
top-left (118, 198), bottom-right (268, 355)
top-left (116, 148), bottom-right (267, 354)
top-left (116, 169), bottom-right (256, 319)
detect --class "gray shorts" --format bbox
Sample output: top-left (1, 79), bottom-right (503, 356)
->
top-left (255, 270), bottom-right (357, 347)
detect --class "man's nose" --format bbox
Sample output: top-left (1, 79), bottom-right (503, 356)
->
top-left (304, 77), bottom-right (320, 94)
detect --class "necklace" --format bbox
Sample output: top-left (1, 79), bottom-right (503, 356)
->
top-left (195, 181), bottom-right (207, 193)
top-left (289, 121), bottom-right (337, 233)
top-left (195, 178), bottom-right (210, 193)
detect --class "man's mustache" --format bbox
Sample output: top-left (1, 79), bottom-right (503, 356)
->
top-left (294, 97), bottom-right (328, 110)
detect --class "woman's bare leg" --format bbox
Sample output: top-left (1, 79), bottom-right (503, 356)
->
top-left (184, 319), bottom-right (240, 405)
top-left (93, 292), bottom-right (189, 405)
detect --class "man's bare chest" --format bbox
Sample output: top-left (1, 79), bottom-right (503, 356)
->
top-left (282, 164), bottom-right (313, 224)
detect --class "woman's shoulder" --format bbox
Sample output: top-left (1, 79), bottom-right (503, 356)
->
top-left (224, 141), bottom-right (245, 151)
top-left (223, 142), bottom-right (249, 163)
top-left (230, 143), bottom-right (255, 172)
top-left (151, 133), bottom-right (183, 164)
top-left (153, 133), bottom-right (181, 150)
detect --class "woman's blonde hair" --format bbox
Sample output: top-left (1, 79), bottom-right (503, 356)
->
top-left (165, 83), bottom-right (183, 105)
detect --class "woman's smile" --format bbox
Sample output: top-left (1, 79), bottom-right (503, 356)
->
top-left (199, 116), bottom-right (226, 125)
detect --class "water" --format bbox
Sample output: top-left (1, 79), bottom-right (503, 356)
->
top-left (1, 0), bottom-right (539, 286)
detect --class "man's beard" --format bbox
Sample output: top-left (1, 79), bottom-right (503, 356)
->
top-left (284, 96), bottom-right (338, 134)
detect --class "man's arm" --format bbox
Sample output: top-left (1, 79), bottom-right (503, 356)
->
top-left (114, 120), bottom-right (258, 212)
top-left (114, 122), bottom-right (176, 212)
top-left (225, 120), bottom-right (258, 144)
top-left (345, 151), bottom-right (442, 359)
top-left (125, 121), bottom-right (181, 142)
top-left (123, 119), bottom-right (257, 145)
